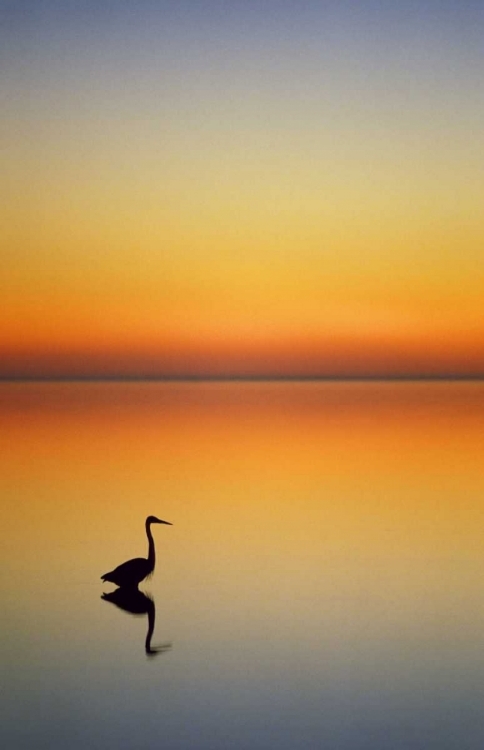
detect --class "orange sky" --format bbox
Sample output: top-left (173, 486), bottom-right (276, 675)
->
top-left (2, 3), bottom-right (483, 378)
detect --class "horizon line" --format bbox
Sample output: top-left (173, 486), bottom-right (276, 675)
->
top-left (1, 374), bottom-right (484, 383)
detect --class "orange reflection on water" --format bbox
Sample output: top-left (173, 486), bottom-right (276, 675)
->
top-left (1, 381), bottom-right (483, 568)
top-left (1, 379), bottom-right (484, 676)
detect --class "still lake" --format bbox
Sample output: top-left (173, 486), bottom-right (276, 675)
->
top-left (1, 380), bottom-right (483, 749)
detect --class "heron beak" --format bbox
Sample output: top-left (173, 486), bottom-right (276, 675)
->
top-left (156, 519), bottom-right (172, 525)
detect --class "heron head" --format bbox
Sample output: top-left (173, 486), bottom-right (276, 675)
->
top-left (146, 515), bottom-right (172, 526)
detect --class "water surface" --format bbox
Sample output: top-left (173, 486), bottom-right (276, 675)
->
top-left (1, 381), bottom-right (483, 749)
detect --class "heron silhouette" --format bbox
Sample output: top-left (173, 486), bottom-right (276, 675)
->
top-left (101, 515), bottom-right (172, 589)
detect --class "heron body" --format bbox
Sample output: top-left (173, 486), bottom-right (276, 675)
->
top-left (101, 515), bottom-right (172, 589)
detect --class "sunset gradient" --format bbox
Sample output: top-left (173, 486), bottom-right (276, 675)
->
top-left (2, 1), bottom-right (483, 378)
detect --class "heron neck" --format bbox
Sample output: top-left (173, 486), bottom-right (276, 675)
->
top-left (146, 522), bottom-right (155, 569)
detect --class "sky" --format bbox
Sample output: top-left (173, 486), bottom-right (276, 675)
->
top-left (1, 0), bottom-right (483, 378)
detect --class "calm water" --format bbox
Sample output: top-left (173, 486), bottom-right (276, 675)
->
top-left (1, 380), bottom-right (484, 749)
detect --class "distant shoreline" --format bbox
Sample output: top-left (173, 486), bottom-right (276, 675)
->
top-left (1, 375), bottom-right (483, 383)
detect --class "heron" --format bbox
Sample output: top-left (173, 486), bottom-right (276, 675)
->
top-left (101, 515), bottom-right (172, 589)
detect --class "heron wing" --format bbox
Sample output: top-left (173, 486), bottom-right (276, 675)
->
top-left (101, 557), bottom-right (148, 581)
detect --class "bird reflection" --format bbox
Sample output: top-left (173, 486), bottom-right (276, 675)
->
top-left (102, 588), bottom-right (172, 657)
